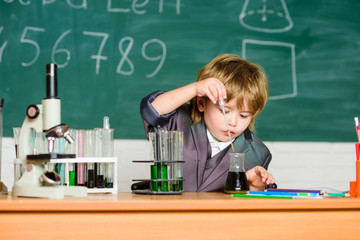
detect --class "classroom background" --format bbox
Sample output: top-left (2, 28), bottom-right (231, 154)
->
top-left (1, 0), bottom-right (359, 192)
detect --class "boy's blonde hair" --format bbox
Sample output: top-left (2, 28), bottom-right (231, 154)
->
top-left (190, 54), bottom-right (268, 130)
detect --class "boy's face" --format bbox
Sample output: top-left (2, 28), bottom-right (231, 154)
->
top-left (197, 97), bottom-right (252, 142)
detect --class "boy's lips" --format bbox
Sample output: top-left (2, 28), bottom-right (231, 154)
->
top-left (225, 130), bottom-right (235, 135)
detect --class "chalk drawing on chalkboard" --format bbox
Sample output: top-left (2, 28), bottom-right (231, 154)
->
top-left (239, 0), bottom-right (293, 33)
top-left (242, 39), bottom-right (297, 100)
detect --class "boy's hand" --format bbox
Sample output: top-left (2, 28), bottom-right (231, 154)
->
top-left (194, 78), bottom-right (227, 104)
top-left (246, 166), bottom-right (275, 191)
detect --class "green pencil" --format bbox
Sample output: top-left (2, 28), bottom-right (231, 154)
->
top-left (233, 194), bottom-right (293, 199)
top-left (325, 193), bottom-right (348, 197)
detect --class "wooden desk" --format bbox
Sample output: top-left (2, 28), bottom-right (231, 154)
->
top-left (1, 192), bottom-right (360, 240)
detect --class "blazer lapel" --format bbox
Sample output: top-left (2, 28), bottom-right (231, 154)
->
top-left (190, 120), bottom-right (211, 189)
top-left (197, 132), bottom-right (250, 192)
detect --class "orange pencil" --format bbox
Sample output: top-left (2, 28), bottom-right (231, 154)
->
top-left (357, 161), bottom-right (360, 198)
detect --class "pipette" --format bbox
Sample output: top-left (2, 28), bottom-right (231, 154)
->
top-left (218, 99), bottom-right (235, 152)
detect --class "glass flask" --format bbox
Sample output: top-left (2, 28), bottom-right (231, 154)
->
top-left (224, 153), bottom-right (249, 194)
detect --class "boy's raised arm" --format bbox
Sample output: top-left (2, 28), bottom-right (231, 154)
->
top-left (151, 78), bottom-right (227, 115)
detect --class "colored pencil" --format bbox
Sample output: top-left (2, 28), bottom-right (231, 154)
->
top-left (325, 192), bottom-right (349, 197)
top-left (233, 194), bottom-right (293, 199)
top-left (266, 188), bottom-right (325, 194)
top-left (248, 191), bottom-right (318, 197)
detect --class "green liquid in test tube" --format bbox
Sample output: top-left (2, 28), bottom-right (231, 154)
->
top-left (159, 130), bottom-right (169, 192)
top-left (66, 129), bottom-right (76, 186)
top-left (69, 163), bottom-right (75, 186)
top-left (150, 165), bottom-right (158, 192)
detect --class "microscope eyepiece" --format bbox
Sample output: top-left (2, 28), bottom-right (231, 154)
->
top-left (45, 63), bottom-right (58, 99)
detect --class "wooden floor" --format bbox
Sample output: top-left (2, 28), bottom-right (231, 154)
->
top-left (1, 192), bottom-right (360, 240)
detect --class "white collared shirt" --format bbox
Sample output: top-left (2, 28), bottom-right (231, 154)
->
top-left (206, 129), bottom-right (234, 157)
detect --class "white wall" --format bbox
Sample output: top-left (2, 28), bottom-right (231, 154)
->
top-left (1, 137), bottom-right (356, 192)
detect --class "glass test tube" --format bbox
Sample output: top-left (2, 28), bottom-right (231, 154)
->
top-left (103, 128), bottom-right (114, 188)
top-left (66, 129), bottom-right (77, 186)
top-left (169, 131), bottom-right (177, 191)
top-left (159, 130), bottom-right (168, 192)
top-left (95, 128), bottom-right (104, 188)
top-left (77, 129), bottom-right (85, 186)
top-left (13, 127), bottom-right (20, 159)
top-left (85, 130), bottom-right (95, 188)
top-left (56, 138), bottom-right (66, 185)
top-left (149, 132), bottom-right (158, 192)
top-left (13, 127), bottom-right (23, 183)
top-left (176, 131), bottom-right (184, 191)
top-left (35, 131), bottom-right (47, 154)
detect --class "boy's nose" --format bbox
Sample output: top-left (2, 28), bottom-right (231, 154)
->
top-left (227, 113), bottom-right (237, 126)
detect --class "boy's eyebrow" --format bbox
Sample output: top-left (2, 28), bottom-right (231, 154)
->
top-left (240, 111), bottom-right (253, 115)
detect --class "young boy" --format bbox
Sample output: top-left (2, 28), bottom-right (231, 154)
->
top-left (140, 54), bottom-right (274, 192)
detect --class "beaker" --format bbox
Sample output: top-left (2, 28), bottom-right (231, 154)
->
top-left (224, 153), bottom-right (249, 194)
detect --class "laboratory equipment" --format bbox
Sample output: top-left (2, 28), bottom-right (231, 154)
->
top-left (102, 116), bottom-right (114, 188)
top-left (12, 63), bottom-right (87, 199)
top-left (218, 99), bottom-right (235, 152)
top-left (77, 129), bottom-right (85, 186)
top-left (56, 138), bottom-right (66, 185)
top-left (85, 129), bottom-right (95, 188)
top-left (13, 127), bottom-right (23, 184)
top-left (224, 153), bottom-right (249, 194)
top-left (95, 128), bottom-right (104, 188)
top-left (132, 129), bottom-right (184, 194)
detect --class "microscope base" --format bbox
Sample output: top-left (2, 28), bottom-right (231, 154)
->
top-left (12, 185), bottom-right (88, 199)
top-left (12, 164), bottom-right (87, 199)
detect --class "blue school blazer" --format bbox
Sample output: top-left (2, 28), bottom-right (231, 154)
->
top-left (140, 91), bottom-right (272, 192)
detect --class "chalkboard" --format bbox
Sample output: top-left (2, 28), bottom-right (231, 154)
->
top-left (1, 0), bottom-right (360, 142)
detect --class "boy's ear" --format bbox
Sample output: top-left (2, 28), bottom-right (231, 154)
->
top-left (197, 97), bottom-right (205, 112)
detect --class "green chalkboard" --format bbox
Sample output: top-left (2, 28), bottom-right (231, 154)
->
top-left (1, 0), bottom-right (360, 142)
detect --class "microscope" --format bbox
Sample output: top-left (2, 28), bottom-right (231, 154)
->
top-left (12, 63), bottom-right (87, 199)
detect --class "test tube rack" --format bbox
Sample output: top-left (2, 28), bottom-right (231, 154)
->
top-left (50, 157), bottom-right (118, 194)
top-left (132, 160), bottom-right (184, 195)
top-left (132, 130), bottom-right (184, 195)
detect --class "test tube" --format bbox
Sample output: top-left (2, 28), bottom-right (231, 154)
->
top-left (77, 129), bottom-right (85, 186)
top-left (66, 129), bottom-right (77, 186)
top-left (56, 138), bottom-right (66, 185)
top-left (170, 131), bottom-right (178, 191)
top-left (159, 130), bottom-right (168, 192)
top-left (103, 125), bottom-right (114, 188)
top-left (13, 127), bottom-right (23, 183)
top-left (95, 128), bottom-right (104, 188)
top-left (149, 132), bottom-right (158, 191)
top-left (13, 127), bottom-right (20, 158)
top-left (35, 131), bottom-right (47, 154)
top-left (177, 131), bottom-right (184, 191)
top-left (69, 163), bottom-right (75, 186)
top-left (85, 130), bottom-right (95, 188)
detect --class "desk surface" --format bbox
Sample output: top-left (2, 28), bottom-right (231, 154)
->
top-left (1, 192), bottom-right (360, 211)
top-left (1, 192), bottom-right (360, 240)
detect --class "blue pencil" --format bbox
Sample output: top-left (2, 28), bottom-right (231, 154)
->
top-left (249, 191), bottom-right (319, 197)
top-left (266, 188), bottom-right (325, 195)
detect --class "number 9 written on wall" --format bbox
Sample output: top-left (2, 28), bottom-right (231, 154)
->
top-left (0, 26), bottom-right (167, 78)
